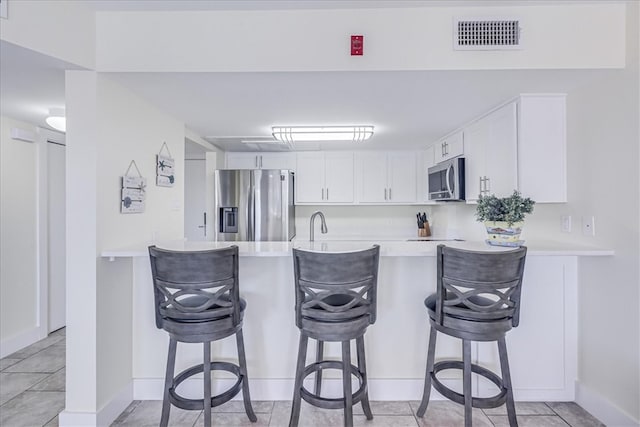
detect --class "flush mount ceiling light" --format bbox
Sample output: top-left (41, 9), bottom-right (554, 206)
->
top-left (272, 125), bottom-right (374, 143)
top-left (45, 108), bottom-right (66, 133)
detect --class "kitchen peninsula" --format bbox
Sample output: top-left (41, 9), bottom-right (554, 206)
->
top-left (102, 239), bottom-right (612, 404)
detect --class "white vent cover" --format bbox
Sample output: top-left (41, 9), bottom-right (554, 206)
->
top-left (454, 18), bottom-right (522, 50)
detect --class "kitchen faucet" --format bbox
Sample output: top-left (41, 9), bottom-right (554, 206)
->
top-left (309, 211), bottom-right (328, 242)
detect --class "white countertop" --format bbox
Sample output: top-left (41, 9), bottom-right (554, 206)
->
top-left (101, 239), bottom-right (614, 259)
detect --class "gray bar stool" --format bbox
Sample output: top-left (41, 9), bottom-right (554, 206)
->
top-left (148, 245), bottom-right (257, 427)
top-left (417, 244), bottom-right (527, 427)
top-left (289, 245), bottom-right (380, 427)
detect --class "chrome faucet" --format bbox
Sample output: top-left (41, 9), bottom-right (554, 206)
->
top-left (309, 211), bottom-right (328, 242)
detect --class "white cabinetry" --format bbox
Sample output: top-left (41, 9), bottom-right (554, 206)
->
top-left (418, 146), bottom-right (436, 203)
top-left (435, 130), bottom-right (464, 163)
top-left (357, 152), bottom-right (417, 204)
top-left (226, 152), bottom-right (295, 170)
top-left (296, 152), bottom-right (354, 204)
top-left (464, 102), bottom-right (518, 202)
top-left (517, 95), bottom-right (567, 203)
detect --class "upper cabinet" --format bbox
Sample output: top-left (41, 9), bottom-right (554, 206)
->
top-left (296, 152), bottom-right (354, 204)
top-left (464, 102), bottom-right (518, 202)
top-left (226, 152), bottom-right (296, 171)
top-left (435, 130), bottom-right (464, 163)
top-left (356, 152), bottom-right (417, 204)
top-left (441, 94), bottom-right (567, 204)
top-left (517, 95), bottom-right (567, 203)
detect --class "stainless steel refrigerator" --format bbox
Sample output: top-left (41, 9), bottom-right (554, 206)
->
top-left (214, 169), bottom-right (295, 241)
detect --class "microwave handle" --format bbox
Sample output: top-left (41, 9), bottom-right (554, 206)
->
top-left (445, 163), bottom-right (454, 198)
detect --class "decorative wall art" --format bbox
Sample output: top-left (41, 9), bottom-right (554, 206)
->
top-left (121, 160), bottom-right (146, 214)
top-left (156, 142), bottom-right (175, 187)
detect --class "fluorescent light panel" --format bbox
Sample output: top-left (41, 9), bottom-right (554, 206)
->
top-left (272, 125), bottom-right (374, 143)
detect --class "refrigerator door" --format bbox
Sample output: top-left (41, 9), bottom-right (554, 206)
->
top-left (215, 169), bottom-right (252, 241)
top-left (253, 169), bottom-right (287, 241)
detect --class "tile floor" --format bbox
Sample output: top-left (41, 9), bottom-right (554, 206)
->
top-left (1, 330), bottom-right (605, 427)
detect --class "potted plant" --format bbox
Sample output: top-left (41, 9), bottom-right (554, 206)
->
top-left (475, 190), bottom-right (535, 246)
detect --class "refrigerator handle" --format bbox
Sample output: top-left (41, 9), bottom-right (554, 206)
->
top-left (247, 178), bottom-right (255, 241)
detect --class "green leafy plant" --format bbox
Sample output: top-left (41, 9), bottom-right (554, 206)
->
top-left (475, 190), bottom-right (535, 226)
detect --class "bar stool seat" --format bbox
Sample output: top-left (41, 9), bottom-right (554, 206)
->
top-left (149, 245), bottom-right (257, 427)
top-left (417, 244), bottom-right (527, 427)
top-left (289, 245), bottom-right (380, 427)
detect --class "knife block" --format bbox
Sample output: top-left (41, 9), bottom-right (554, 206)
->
top-left (418, 221), bottom-right (431, 237)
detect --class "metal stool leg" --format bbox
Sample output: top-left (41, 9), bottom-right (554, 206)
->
top-left (203, 341), bottom-right (212, 427)
top-left (355, 336), bottom-right (373, 420)
top-left (289, 333), bottom-right (309, 427)
top-left (236, 329), bottom-right (257, 422)
top-left (341, 340), bottom-right (353, 427)
top-left (498, 337), bottom-right (518, 427)
top-left (417, 325), bottom-right (437, 417)
top-left (160, 338), bottom-right (177, 427)
top-left (314, 340), bottom-right (324, 395)
top-left (463, 339), bottom-right (472, 427)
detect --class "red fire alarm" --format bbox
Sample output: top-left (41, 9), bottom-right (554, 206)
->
top-left (351, 35), bottom-right (363, 56)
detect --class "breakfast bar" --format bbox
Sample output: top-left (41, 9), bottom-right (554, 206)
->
top-left (102, 240), bottom-right (612, 404)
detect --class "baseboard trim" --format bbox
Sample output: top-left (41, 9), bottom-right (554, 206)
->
top-left (575, 381), bottom-right (639, 427)
top-left (59, 382), bottom-right (133, 427)
top-left (0, 326), bottom-right (45, 358)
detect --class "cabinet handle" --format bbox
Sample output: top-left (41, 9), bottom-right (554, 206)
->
top-left (479, 177), bottom-right (483, 196)
top-left (259, 156), bottom-right (263, 168)
top-left (255, 156), bottom-right (259, 168)
top-left (326, 188), bottom-right (329, 201)
top-left (321, 188), bottom-right (325, 200)
top-left (486, 177), bottom-right (490, 193)
top-left (388, 188), bottom-right (392, 200)
top-left (384, 188), bottom-right (388, 200)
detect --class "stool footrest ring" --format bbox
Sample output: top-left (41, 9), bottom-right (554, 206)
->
top-left (169, 361), bottom-right (244, 411)
top-left (299, 360), bottom-right (367, 410)
top-left (431, 360), bottom-right (507, 409)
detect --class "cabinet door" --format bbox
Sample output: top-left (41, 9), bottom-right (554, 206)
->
top-left (464, 120), bottom-right (490, 203)
top-left (388, 152), bottom-right (417, 203)
top-left (324, 152), bottom-right (354, 203)
top-left (517, 95), bottom-right (567, 202)
top-left (418, 146), bottom-right (436, 203)
top-left (436, 131), bottom-right (464, 163)
top-left (485, 103), bottom-right (517, 198)
top-left (226, 153), bottom-right (259, 169)
top-left (260, 152), bottom-right (296, 171)
top-left (357, 152), bottom-right (388, 203)
top-left (295, 152), bottom-right (325, 203)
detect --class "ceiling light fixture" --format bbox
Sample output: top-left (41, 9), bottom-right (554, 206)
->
top-left (45, 108), bottom-right (66, 133)
top-left (272, 125), bottom-right (374, 143)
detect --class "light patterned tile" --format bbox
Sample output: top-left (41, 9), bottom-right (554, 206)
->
top-left (4, 345), bottom-right (65, 373)
top-left (483, 401), bottom-right (555, 416)
top-left (353, 401), bottom-right (413, 415)
top-left (0, 391), bottom-right (65, 427)
top-left (0, 372), bottom-right (50, 405)
top-left (353, 415), bottom-right (418, 426)
top-left (196, 411), bottom-right (270, 426)
top-left (30, 368), bottom-right (65, 391)
top-left (112, 400), bottom-right (201, 427)
top-left (7, 334), bottom-right (64, 359)
top-left (0, 358), bottom-right (22, 371)
top-left (489, 415), bottom-right (570, 426)
top-left (410, 400), bottom-right (493, 427)
top-left (211, 400), bottom-right (274, 413)
top-left (44, 414), bottom-right (59, 427)
top-left (269, 400), bottom-right (349, 427)
top-left (546, 402), bottom-right (605, 427)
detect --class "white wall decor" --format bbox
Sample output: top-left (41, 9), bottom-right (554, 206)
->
top-left (121, 161), bottom-right (146, 213)
top-left (156, 142), bottom-right (175, 187)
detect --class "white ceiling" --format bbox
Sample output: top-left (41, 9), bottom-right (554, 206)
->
top-left (0, 2), bottom-right (616, 152)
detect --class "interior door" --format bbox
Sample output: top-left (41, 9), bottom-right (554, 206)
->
top-left (48, 141), bottom-right (66, 332)
top-left (184, 159), bottom-right (207, 241)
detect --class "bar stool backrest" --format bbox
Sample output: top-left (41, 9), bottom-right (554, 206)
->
top-left (292, 245), bottom-right (380, 328)
top-left (436, 244), bottom-right (527, 328)
top-left (148, 245), bottom-right (241, 329)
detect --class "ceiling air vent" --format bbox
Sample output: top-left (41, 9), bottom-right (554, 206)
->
top-left (454, 18), bottom-right (522, 50)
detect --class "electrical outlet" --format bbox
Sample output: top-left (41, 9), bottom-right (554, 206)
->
top-left (582, 216), bottom-right (595, 236)
top-left (561, 215), bottom-right (572, 233)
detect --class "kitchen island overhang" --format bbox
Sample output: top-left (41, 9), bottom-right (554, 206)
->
top-left (100, 240), bottom-right (612, 403)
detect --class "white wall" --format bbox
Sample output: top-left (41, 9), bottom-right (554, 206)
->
top-left (95, 3), bottom-right (625, 72)
top-left (0, 117), bottom-right (40, 356)
top-left (63, 71), bottom-right (185, 424)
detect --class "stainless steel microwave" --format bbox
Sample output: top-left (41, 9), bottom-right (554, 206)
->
top-left (427, 157), bottom-right (465, 201)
